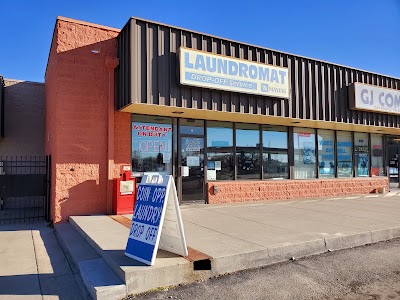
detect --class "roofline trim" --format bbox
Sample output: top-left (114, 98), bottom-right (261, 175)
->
top-left (129, 16), bottom-right (400, 81)
top-left (57, 16), bottom-right (120, 33)
top-left (45, 16), bottom-right (121, 79)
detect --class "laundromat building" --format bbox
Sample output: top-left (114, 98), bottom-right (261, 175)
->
top-left (4, 16), bottom-right (400, 223)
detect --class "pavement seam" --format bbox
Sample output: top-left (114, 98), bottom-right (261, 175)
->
top-left (280, 202), bottom-right (400, 226)
top-left (31, 229), bottom-right (45, 300)
top-left (226, 199), bottom-right (400, 233)
top-left (208, 204), bottom-right (364, 234)
top-left (205, 206), bottom-right (317, 235)
top-left (334, 198), bottom-right (400, 211)
top-left (300, 203), bottom-right (400, 224)
top-left (311, 200), bottom-right (400, 218)
top-left (184, 220), bottom-right (267, 248)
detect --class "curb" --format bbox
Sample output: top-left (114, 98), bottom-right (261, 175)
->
top-left (209, 227), bottom-right (400, 284)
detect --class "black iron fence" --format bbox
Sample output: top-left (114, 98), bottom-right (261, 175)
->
top-left (0, 156), bottom-right (51, 224)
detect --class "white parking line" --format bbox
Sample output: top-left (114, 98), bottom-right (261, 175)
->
top-left (384, 192), bottom-right (400, 197)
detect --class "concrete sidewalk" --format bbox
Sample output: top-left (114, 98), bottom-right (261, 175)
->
top-left (3, 190), bottom-right (400, 299)
top-left (57, 190), bottom-right (400, 299)
top-left (178, 192), bottom-right (400, 274)
top-left (0, 223), bottom-right (87, 300)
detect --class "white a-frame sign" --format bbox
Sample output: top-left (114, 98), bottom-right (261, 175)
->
top-left (125, 175), bottom-right (188, 265)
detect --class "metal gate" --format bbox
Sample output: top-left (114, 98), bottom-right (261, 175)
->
top-left (0, 156), bottom-right (51, 224)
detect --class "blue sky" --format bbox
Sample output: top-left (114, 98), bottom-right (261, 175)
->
top-left (1, 0), bottom-right (399, 83)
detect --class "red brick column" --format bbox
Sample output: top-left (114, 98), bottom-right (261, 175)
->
top-left (45, 17), bottom-right (131, 223)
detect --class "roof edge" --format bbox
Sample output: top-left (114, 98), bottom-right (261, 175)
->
top-left (3, 78), bottom-right (44, 85)
top-left (57, 16), bottom-right (120, 33)
top-left (44, 16), bottom-right (120, 79)
top-left (129, 16), bottom-right (400, 81)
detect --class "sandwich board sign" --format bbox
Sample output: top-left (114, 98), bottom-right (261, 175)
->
top-left (125, 175), bottom-right (188, 265)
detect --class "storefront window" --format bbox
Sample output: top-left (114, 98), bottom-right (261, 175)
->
top-left (173, 119), bottom-right (178, 178)
top-left (294, 128), bottom-right (316, 179)
top-left (131, 115), bottom-right (173, 175)
top-left (236, 124), bottom-right (261, 180)
top-left (337, 131), bottom-right (353, 177)
top-left (355, 132), bottom-right (369, 177)
top-left (180, 119), bottom-right (204, 135)
top-left (371, 134), bottom-right (384, 176)
top-left (317, 130), bottom-right (335, 178)
top-left (207, 121), bottom-right (234, 180)
top-left (262, 125), bottom-right (288, 179)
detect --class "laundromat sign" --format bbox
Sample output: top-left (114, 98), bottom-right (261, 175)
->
top-left (349, 83), bottom-right (400, 115)
top-left (179, 47), bottom-right (289, 99)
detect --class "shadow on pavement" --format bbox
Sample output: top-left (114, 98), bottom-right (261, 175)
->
top-left (0, 221), bottom-right (84, 299)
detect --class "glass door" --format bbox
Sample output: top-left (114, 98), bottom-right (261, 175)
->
top-left (387, 139), bottom-right (400, 187)
top-left (181, 136), bottom-right (204, 202)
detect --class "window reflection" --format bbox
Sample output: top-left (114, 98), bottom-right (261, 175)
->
top-left (371, 134), bottom-right (384, 176)
top-left (294, 128), bottom-right (316, 179)
top-left (318, 130), bottom-right (335, 178)
top-left (355, 132), bottom-right (369, 177)
top-left (207, 121), bottom-right (234, 180)
top-left (131, 115), bottom-right (173, 175)
top-left (262, 126), bottom-right (288, 179)
top-left (337, 131), bottom-right (353, 177)
top-left (180, 119), bottom-right (204, 135)
top-left (236, 124), bottom-right (261, 180)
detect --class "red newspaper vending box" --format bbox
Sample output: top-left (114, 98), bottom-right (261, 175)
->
top-left (112, 165), bottom-right (136, 215)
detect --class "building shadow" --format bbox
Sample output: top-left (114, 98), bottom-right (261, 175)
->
top-left (0, 222), bottom-right (86, 299)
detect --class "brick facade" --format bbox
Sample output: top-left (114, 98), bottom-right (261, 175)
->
top-left (45, 17), bottom-right (130, 223)
top-left (43, 17), bottom-right (392, 223)
top-left (207, 178), bottom-right (389, 204)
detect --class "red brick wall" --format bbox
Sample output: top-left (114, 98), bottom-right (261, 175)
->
top-left (207, 178), bottom-right (389, 204)
top-left (114, 112), bottom-right (131, 178)
top-left (45, 17), bottom-right (131, 223)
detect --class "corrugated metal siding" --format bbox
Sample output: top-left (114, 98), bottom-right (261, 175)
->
top-left (116, 17), bottom-right (400, 128)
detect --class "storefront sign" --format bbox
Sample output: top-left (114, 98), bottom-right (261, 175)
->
top-left (181, 166), bottom-right (189, 177)
top-left (318, 136), bottom-right (334, 175)
top-left (185, 138), bottom-right (201, 152)
top-left (349, 83), bottom-right (400, 115)
top-left (179, 48), bottom-right (289, 99)
top-left (125, 175), bottom-right (188, 265)
top-left (133, 124), bottom-right (172, 137)
top-left (337, 141), bottom-right (352, 162)
top-left (132, 122), bottom-right (172, 154)
top-left (207, 170), bottom-right (217, 181)
top-left (187, 156), bottom-right (200, 167)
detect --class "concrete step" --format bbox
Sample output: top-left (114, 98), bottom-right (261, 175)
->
top-left (55, 223), bottom-right (100, 272)
top-left (55, 223), bottom-right (127, 300)
top-left (80, 258), bottom-right (126, 300)
top-left (69, 215), bottom-right (196, 296)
